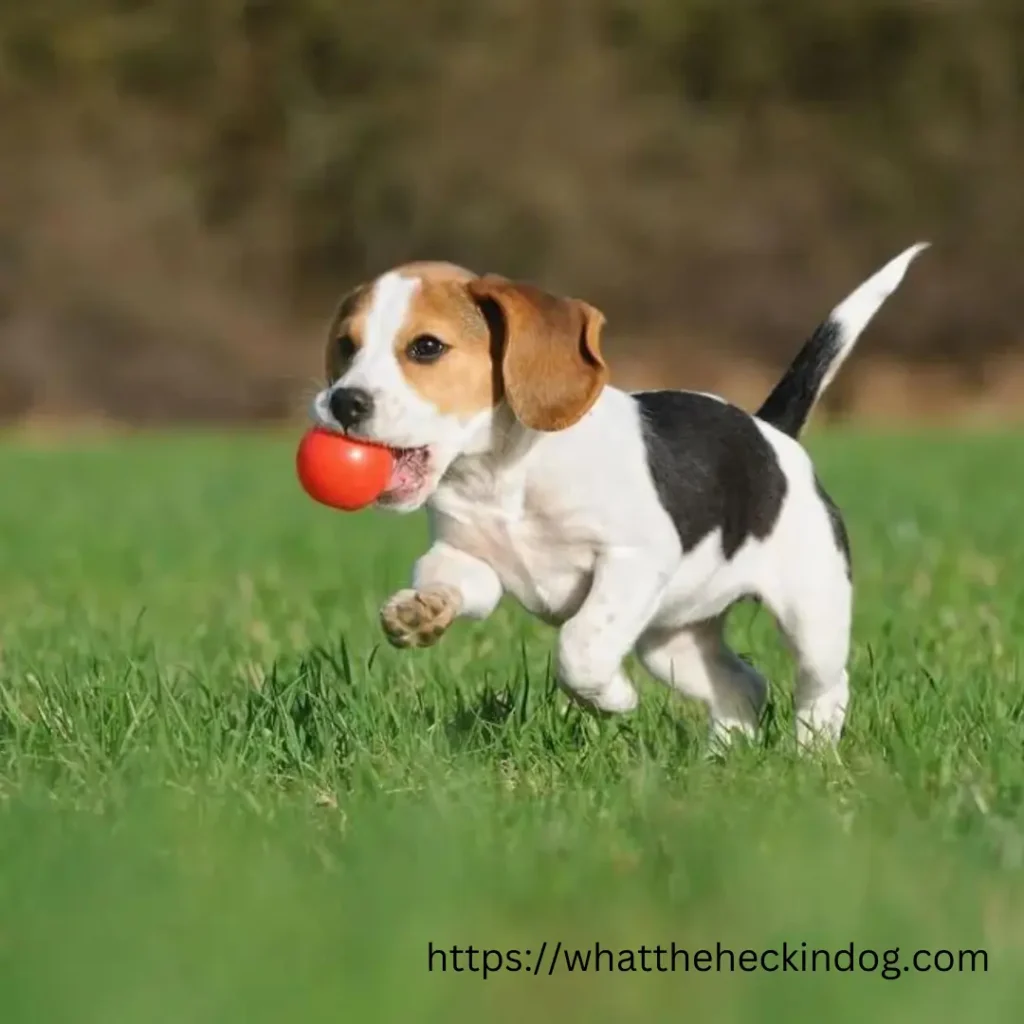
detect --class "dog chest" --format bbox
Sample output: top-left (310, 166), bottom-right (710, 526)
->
top-left (431, 487), bottom-right (596, 624)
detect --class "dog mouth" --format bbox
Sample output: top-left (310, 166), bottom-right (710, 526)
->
top-left (377, 445), bottom-right (433, 507)
top-left (308, 396), bottom-right (435, 507)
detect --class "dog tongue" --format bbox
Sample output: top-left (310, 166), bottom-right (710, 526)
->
top-left (388, 449), bottom-right (425, 494)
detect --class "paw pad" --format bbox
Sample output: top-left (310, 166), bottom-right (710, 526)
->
top-left (380, 587), bottom-right (460, 649)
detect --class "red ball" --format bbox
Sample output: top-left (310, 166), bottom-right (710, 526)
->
top-left (296, 427), bottom-right (394, 511)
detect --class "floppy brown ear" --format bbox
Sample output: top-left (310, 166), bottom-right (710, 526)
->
top-left (468, 275), bottom-right (609, 432)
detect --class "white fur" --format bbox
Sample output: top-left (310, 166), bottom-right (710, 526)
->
top-left (817, 242), bottom-right (929, 394)
top-left (331, 271), bottom-right (442, 449)
top-left (420, 393), bottom-right (852, 745)
top-left (312, 247), bottom-right (926, 748)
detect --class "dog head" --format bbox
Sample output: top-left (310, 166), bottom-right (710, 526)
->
top-left (311, 261), bottom-right (608, 511)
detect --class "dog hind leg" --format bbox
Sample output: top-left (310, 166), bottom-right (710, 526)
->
top-left (772, 572), bottom-right (852, 751)
top-left (637, 619), bottom-right (768, 746)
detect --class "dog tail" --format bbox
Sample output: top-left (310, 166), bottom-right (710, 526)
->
top-left (755, 242), bottom-right (929, 439)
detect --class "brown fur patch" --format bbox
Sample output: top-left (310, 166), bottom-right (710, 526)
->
top-left (324, 282), bottom-right (371, 381)
top-left (468, 276), bottom-right (608, 431)
top-left (393, 276), bottom-right (499, 417)
top-left (393, 261), bottom-right (477, 284)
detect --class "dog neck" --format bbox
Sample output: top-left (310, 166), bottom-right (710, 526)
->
top-left (432, 404), bottom-right (541, 505)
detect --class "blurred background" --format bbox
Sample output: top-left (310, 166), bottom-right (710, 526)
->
top-left (1, 0), bottom-right (1021, 431)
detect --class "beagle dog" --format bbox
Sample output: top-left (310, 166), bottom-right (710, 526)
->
top-left (311, 245), bottom-right (927, 748)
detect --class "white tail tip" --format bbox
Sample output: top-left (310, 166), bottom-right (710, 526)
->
top-left (831, 241), bottom-right (929, 342)
top-left (885, 241), bottom-right (931, 284)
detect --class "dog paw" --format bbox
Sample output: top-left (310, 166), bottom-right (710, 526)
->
top-left (380, 586), bottom-right (461, 649)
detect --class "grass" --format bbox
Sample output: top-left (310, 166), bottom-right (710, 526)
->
top-left (0, 428), bottom-right (1023, 1022)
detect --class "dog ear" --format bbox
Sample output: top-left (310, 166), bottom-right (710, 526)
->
top-left (467, 275), bottom-right (608, 432)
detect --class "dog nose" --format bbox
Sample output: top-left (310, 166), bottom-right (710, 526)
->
top-left (329, 387), bottom-right (374, 429)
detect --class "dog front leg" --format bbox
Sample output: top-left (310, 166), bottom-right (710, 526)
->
top-left (380, 542), bottom-right (502, 649)
top-left (556, 554), bottom-right (671, 713)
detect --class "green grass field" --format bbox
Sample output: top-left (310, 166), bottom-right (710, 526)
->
top-left (1, 429), bottom-right (1023, 1022)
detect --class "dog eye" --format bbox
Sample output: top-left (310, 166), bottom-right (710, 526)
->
top-left (336, 334), bottom-right (356, 362)
top-left (327, 334), bottom-right (356, 381)
top-left (406, 334), bottom-right (449, 364)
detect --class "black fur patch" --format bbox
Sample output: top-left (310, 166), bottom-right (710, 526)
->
top-left (636, 391), bottom-right (788, 559)
top-left (815, 476), bottom-right (852, 580)
top-left (756, 318), bottom-right (842, 438)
